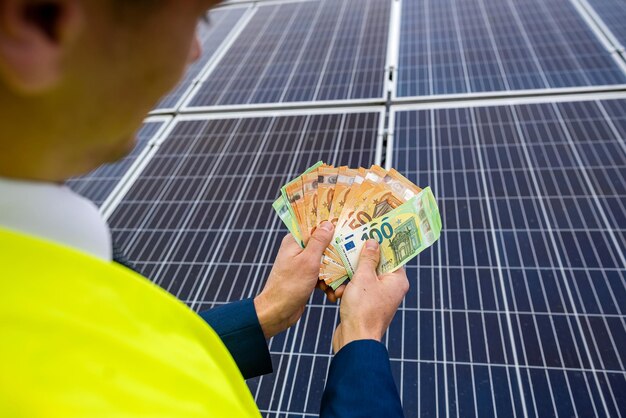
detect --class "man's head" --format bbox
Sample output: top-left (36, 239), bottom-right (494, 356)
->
top-left (0, 0), bottom-right (219, 181)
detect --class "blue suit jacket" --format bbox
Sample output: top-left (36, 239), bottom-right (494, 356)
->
top-left (199, 299), bottom-right (404, 417)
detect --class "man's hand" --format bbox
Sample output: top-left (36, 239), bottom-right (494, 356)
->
top-left (332, 239), bottom-right (409, 353)
top-left (254, 222), bottom-right (335, 339)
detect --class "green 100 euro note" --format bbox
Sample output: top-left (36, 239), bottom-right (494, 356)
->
top-left (333, 187), bottom-right (442, 278)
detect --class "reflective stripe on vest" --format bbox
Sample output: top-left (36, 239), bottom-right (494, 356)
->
top-left (0, 228), bottom-right (260, 417)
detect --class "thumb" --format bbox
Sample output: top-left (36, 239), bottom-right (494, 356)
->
top-left (302, 221), bottom-right (335, 259)
top-left (353, 239), bottom-right (380, 280)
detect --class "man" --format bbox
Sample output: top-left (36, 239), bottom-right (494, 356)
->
top-left (0, 1), bottom-right (409, 416)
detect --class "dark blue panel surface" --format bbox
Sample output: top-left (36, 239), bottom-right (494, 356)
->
top-left (187, 0), bottom-right (390, 107)
top-left (66, 120), bottom-right (165, 206)
top-left (397, 0), bottom-right (626, 97)
top-left (393, 98), bottom-right (626, 417)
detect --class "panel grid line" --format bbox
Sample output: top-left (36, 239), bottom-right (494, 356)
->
top-left (469, 107), bottom-right (529, 417)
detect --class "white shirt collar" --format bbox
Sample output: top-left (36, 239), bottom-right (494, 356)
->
top-left (0, 177), bottom-right (112, 261)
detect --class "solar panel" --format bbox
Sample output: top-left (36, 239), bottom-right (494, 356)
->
top-left (66, 117), bottom-right (169, 207)
top-left (184, 0), bottom-right (390, 109)
top-left (150, 6), bottom-right (249, 112)
top-left (396, 0), bottom-right (626, 98)
top-left (390, 97), bottom-right (626, 417)
top-left (105, 109), bottom-right (384, 415)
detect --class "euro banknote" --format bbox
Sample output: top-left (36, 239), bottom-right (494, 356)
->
top-left (333, 187), bottom-right (441, 283)
top-left (273, 163), bottom-right (441, 291)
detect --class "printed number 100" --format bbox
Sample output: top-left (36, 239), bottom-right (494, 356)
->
top-left (361, 221), bottom-right (393, 244)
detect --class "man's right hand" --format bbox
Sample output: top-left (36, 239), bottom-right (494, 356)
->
top-left (332, 239), bottom-right (409, 353)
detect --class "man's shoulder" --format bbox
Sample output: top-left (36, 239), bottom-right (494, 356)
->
top-left (0, 227), bottom-right (260, 417)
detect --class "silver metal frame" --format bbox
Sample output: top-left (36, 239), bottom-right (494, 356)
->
top-left (572, 0), bottom-right (626, 78)
top-left (169, 105), bottom-right (386, 121)
top-left (570, 0), bottom-right (625, 53)
top-left (179, 98), bottom-right (385, 115)
top-left (220, 0), bottom-right (316, 7)
top-left (391, 90), bottom-right (626, 113)
top-left (392, 85), bottom-right (626, 107)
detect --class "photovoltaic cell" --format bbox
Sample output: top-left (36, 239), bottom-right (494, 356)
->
top-left (151, 6), bottom-right (248, 111)
top-left (397, 0), bottom-right (626, 97)
top-left (392, 98), bottom-right (626, 417)
top-left (584, 0), bottom-right (626, 50)
top-left (185, 0), bottom-right (390, 108)
top-left (107, 110), bottom-right (382, 415)
top-left (66, 119), bottom-right (166, 207)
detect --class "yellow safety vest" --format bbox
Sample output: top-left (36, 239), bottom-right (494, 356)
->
top-left (0, 228), bottom-right (260, 417)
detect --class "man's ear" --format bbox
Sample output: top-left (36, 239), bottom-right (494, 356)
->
top-left (0, 0), bottom-right (83, 94)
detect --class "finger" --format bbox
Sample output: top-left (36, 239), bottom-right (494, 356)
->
top-left (317, 280), bottom-right (328, 292)
top-left (333, 284), bottom-right (346, 299)
top-left (325, 288), bottom-right (337, 303)
top-left (301, 221), bottom-right (334, 259)
top-left (352, 239), bottom-right (380, 282)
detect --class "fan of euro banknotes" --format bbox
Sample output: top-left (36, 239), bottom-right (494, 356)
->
top-left (273, 162), bottom-right (442, 290)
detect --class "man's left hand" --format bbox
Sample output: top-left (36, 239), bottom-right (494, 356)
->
top-left (254, 221), bottom-right (335, 338)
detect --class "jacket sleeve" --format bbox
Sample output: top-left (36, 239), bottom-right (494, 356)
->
top-left (198, 298), bottom-right (273, 379)
top-left (320, 340), bottom-right (404, 418)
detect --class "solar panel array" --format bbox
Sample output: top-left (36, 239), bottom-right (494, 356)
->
top-left (391, 98), bottom-right (625, 417)
top-left (184, 0), bottom-right (391, 109)
top-left (397, 0), bottom-right (626, 97)
top-left (67, 0), bottom-right (626, 416)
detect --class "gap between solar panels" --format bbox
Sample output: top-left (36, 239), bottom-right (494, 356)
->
top-left (570, 0), bottom-right (626, 53)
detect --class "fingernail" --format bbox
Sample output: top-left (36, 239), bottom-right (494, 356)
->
top-left (366, 239), bottom-right (379, 250)
top-left (320, 221), bottom-right (334, 232)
